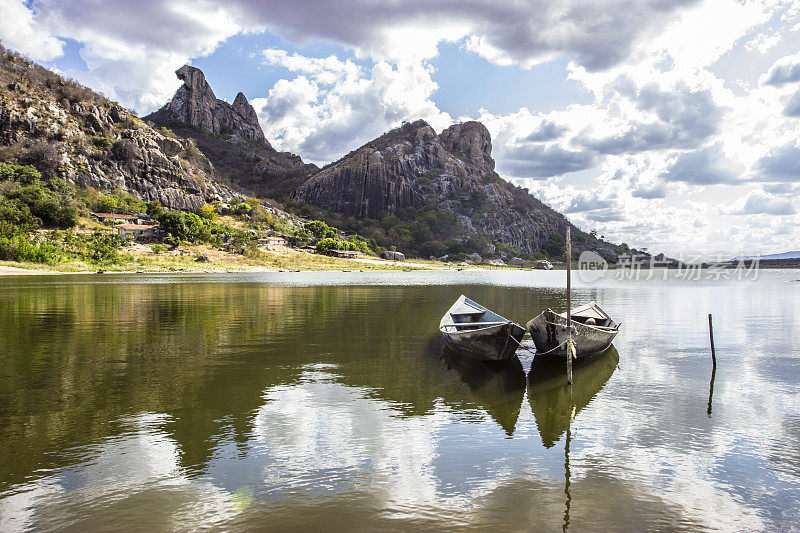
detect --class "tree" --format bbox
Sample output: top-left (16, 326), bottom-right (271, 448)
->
top-left (304, 220), bottom-right (337, 240)
top-left (542, 232), bottom-right (566, 259)
top-left (146, 200), bottom-right (163, 218)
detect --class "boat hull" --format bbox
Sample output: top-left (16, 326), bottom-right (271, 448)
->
top-left (441, 322), bottom-right (526, 361)
top-left (527, 309), bottom-right (617, 359)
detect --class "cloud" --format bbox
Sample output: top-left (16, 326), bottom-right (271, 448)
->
top-left (660, 144), bottom-right (740, 185)
top-left (0, 0), bottom-right (63, 60)
top-left (754, 143), bottom-right (800, 181)
top-left (577, 83), bottom-right (723, 154)
top-left (0, 0), bottom-right (708, 113)
top-left (252, 56), bottom-right (452, 164)
top-left (631, 180), bottom-right (667, 199)
top-left (784, 90), bottom-right (800, 117)
top-left (563, 190), bottom-right (626, 222)
top-left (262, 48), bottom-right (362, 84)
top-left (5, 0), bottom-right (258, 112)
top-left (522, 120), bottom-right (567, 142)
top-left (498, 142), bottom-right (597, 178)
top-left (722, 189), bottom-right (796, 216)
top-left (761, 51), bottom-right (800, 86)
top-left (234, 0), bottom-right (701, 70)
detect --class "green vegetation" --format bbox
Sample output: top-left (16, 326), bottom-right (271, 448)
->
top-left (0, 164), bottom-right (78, 236)
top-left (316, 237), bottom-right (371, 254)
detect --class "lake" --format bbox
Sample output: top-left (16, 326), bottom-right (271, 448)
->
top-left (1, 269), bottom-right (799, 531)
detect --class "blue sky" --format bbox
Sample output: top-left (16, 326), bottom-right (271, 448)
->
top-left (2, 0), bottom-right (800, 257)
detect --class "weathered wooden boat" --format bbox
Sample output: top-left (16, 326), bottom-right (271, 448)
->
top-left (439, 295), bottom-right (526, 361)
top-left (527, 301), bottom-right (619, 359)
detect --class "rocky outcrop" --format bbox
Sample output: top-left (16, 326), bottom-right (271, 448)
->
top-left (164, 65), bottom-right (266, 144)
top-left (146, 66), bottom-right (317, 200)
top-left (296, 120), bottom-right (581, 254)
top-left (0, 50), bottom-right (241, 211)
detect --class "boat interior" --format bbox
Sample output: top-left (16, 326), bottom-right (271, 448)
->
top-left (442, 297), bottom-right (510, 331)
top-left (557, 302), bottom-right (618, 330)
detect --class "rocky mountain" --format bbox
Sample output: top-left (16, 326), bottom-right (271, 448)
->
top-left (0, 45), bottom-right (626, 260)
top-left (297, 120), bottom-right (619, 257)
top-left (0, 45), bottom-right (239, 211)
top-left (145, 65), bottom-right (316, 201)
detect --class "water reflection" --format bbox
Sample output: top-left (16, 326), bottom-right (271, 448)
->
top-left (1, 271), bottom-right (800, 530)
top-left (528, 347), bottom-right (619, 448)
top-left (440, 347), bottom-right (526, 435)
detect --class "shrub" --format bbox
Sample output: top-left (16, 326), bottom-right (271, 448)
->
top-left (0, 235), bottom-right (61, 264)
top-left (6, 183), bottom-right (77, 228)
top-left (146, 200), bottom-right (163, 218)
top-left (316, 238), bottom-right (370, 254)
top-left (151, 244), bottom-right (167, 254)
top-left (87, 231), bottom-right (122, 264)
top-left (91, 136), bottom-right (113, 149)
top-left (542, 232), bottom-right (566, 259)
top-left (0, 197), bottom-right (37, 236)
top-left (234, 202), bottom-right (252, 216)
top-left (21, 142), bottom-right (62, 177)
top-left (199, 204), bottom-right (216, 220)
top-left (158, 211), bottom-right (211, 243)
top-left (0, 163), bottom-right (42, 185)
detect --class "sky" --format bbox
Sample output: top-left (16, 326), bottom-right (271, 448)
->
top-left (1, 0), bottom-right (800, 258)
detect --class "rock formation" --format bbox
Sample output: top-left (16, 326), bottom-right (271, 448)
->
top-left (146, 65), bottom-right (316, 200)
top-left (296, 120), bottom-right (594, 254)
top-left (165, 65), bottom-right (265, 144)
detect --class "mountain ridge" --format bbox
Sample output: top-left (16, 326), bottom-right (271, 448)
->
top-left (0, 48), bottom-right (630, 260)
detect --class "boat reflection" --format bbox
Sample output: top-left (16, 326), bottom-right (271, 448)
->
top-left (441, 346), bottom-right (526, 435)
top-left (527, 346), bottom-right (619, 448)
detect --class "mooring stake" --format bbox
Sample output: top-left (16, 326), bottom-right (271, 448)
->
top-left (708, 313), bottom-right (717, 368)
top-left (566, 226), bottom-right (573, 385)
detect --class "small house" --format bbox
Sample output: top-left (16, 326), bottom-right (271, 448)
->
top-left (115, 224), bottom-right (164, 242)
top-left (331, 250), bottom-right (360, 258)
top-left (264, 235), bottom-right (289, 246)
top-left (92, 212), bottom-right (138, 224)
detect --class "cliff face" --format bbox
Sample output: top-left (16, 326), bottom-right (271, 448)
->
top-left (296, 120), bottom-right (580, 254)
top-left (163, 65), bottom-right (266, 144)
top-left (0, 48), bottom-right (239, 211)
top-left (146, 66), bottom-right (316, 200)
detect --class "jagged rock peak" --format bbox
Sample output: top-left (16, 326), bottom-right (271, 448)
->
top-left (232, 91), bottom-right (260, 127)
top-left (163, 65), bottom-right (266, 144)
top-left (439, 121), bottom-right (493, 170)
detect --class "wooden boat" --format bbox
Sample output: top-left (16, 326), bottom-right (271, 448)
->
top-left (527, 301), bottom-right (619, 359)
top-left (439, 295), bottom-right (526, 361)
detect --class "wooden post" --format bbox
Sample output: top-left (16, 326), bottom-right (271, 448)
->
top-left (566, 226), bottom-right (573, 385)
top-left (708, 313), bottom-right (717, 368)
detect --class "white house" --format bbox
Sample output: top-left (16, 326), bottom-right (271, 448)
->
top-left (115, 224), bottom-right (164, 242)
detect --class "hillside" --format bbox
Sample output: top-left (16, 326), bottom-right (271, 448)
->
top-left (296, 120), bottom-right (625, 260)
top-left (0, 45), bottom-right (239, 211)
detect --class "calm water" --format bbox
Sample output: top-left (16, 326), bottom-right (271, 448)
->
top-left (1, 270), bottom-right (799, 531)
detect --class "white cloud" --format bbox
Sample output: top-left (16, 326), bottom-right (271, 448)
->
top-left (0, 0), bottom-right (63, 60)
top-left (722, 189), bottom-right (797, 215)
top-left (252, 55), bottom-right (452, 164)
top-left (761, 50), bottom-right (800, 86)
